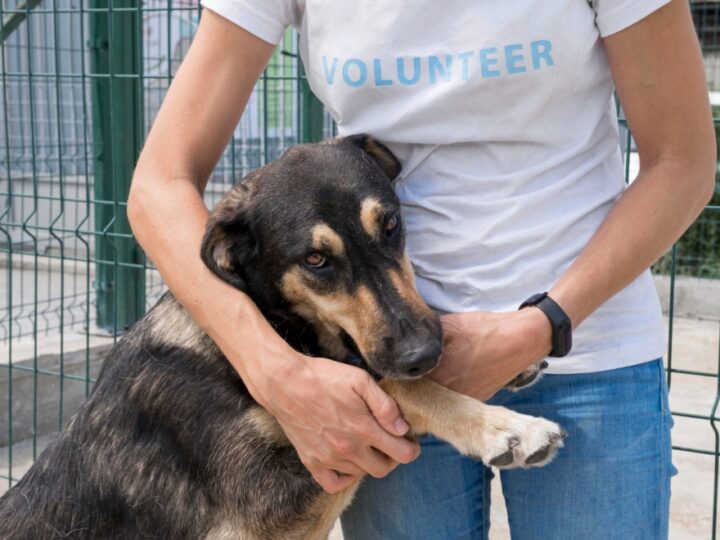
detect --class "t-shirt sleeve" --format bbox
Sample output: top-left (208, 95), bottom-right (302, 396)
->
top-left (199, 0), bottom-right (299, 45)
top-left (591, 0), bottom-right (672, 37)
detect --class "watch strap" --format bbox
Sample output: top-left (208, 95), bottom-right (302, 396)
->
top-left (519, 292), bottom-right (572, 357)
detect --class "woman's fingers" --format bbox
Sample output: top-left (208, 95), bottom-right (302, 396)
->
top-left (268, 357), bottom-right (422, 494)
top-left (355, 371), bottom-right (410, 436)
top-left (357, 447), bottom-right (403, 479)
top-left (311, 467), bottom-right (362, 494)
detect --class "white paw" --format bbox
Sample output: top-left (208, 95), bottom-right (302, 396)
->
top-left (467, 410), bottom-right (566, 469)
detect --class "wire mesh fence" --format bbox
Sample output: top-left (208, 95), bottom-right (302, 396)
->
top-left (0, 0), bottom-right (718, 537)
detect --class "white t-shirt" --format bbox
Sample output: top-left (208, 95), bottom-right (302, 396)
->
top-left (200, 0), bottom-right (671, 374)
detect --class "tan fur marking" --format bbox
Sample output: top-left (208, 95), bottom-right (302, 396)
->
top-left (281, 268), bottom-right (384, 360)
top-left (144, 297), bottom-right (215, 356)
top-left (316, 330), bottom-right (349, 360)
top-left (311, 223), bottom-right (345, 256)
top-left (380, 379), bottom-right (564, 468)
top-left (389, 255), bottom-right (435, 318)
top-left (245, 406), bottom-right (288, 445)
top-left (213, 242), bottom-right (234, 270)
top-left (359, 197), bottom-right (383, 237)
top-left (304, 488), bottom-right (359, 540)
top-left (380, 378), bottom-right (479, 437)
top-left (364, 137), bottom-right (399, 179)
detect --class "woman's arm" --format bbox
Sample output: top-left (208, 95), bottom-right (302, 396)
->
top-left (550, 0), bottom-right (715, 323)
top-left (430, 0), bottom-right (716, 399)
top-left (128, 9), bottom-right (418, 494)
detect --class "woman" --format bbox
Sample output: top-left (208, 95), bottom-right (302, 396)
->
top-left (127, 1), bottom-right (716, 537)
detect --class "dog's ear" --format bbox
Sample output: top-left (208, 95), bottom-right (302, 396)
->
top-left (200, 186), bottom-right (257, 292)
top-left (345, 134), bottom-right (402, 183)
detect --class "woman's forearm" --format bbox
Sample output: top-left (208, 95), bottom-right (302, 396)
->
top-left (550, 158), bottom-right (715, 327)
top-left (124, 9), bottom-right (284, 400)
top-left (127, 175), bottom-right (295, 404)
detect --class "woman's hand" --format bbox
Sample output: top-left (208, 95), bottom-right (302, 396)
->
top-left (429, 309), bottom-right (552, 401)
top-left (241, 340), bottom-right (421, 494)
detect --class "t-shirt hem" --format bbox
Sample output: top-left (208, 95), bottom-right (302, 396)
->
top-left (200, 0), bottom-right (286, 45)
top-left (595, 0), bottom-right (672, 37)
top-left (543, 341), bottom-right (666, 375)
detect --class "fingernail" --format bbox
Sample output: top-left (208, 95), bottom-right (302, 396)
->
top-left (394, 417), bottom-right (409, 435)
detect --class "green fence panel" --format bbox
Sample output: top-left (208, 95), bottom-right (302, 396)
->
top-left (89, 0), bottom-right (146, 333)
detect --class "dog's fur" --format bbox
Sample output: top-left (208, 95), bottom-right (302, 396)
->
top-left (0, 135), bottom-right (564, 539)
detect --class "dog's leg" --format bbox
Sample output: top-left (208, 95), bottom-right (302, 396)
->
top-left (381, 379), bottom-right (566, 469)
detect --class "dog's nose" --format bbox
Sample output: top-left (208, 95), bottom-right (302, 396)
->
top-left (398, 342), bottom-right (442, 377)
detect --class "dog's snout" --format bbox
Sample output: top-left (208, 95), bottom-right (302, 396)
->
top-left (398, 342), bottom-right (442, 377)
top-left (398, 317), bottom-right (413, 338)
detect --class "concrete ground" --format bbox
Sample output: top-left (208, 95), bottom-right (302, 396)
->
top-left (1, 316), bottom-right (718, 539)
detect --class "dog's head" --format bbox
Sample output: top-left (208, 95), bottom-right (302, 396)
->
top-left (201, 134), bottom-right (442, 379)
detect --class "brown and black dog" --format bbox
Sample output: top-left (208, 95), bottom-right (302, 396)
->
top-left (0, 135), bottom-right (564, 539)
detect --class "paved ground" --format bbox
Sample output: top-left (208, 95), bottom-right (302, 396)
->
top-left (1, 316), bottom-right (719, 539)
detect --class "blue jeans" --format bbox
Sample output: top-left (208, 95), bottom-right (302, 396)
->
top-left (341, 359), bottom-right (675, 539)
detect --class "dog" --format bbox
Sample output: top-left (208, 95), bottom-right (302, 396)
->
top-left (0, 135), bottom-right (564, 539)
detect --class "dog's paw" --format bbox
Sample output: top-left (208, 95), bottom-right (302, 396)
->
top-left (468, 410), bottom-right (566, 469)
top-left (504, 360), bottom-right (548, 391)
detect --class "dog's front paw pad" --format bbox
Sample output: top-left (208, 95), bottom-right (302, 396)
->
top-left (516, 421), bottom-right (566, 468)
top-left (488, 442), bottom-right (517, 467)
top-left (525, 444), bottom-right (553, 465)
top-left (489, 450), bottom-right (514, 467)
top-left (476, 417), bottom-right (566, 470)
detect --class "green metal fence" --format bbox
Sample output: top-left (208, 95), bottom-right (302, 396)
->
top-left (0, 1), bottom-right (718, 537)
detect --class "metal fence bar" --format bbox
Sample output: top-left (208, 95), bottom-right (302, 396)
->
top-left (0, 0), bottom-right (42, 44)
top-left (90, 0), bottom-right (145, 333)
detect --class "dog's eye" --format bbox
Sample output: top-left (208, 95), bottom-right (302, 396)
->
top-left (385, 213), bottom-right (400, 237)
top-left (305, 253), bottom-right (327, 268)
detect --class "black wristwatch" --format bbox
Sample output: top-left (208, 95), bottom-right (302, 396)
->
top-left (519, 292), bottom-right (572, 357)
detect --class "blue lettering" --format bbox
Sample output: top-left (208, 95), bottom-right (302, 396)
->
top-left (342, 59), bottom-right (368, 87)
top-left (457, 50), bottom-right (474, 81)
top-left (323, 38), bottom-right (553, 89)
top-left (479, 47), bottom-right (501, 78)
top-left (531, 40), bottom-right (554, 70)
top-left (505, 44), bottom-right (526, 75)
top-left (428, 54), bottom-right (453, 84)
top-left (397, 57), bottom-right (421, 85)
top-left (322, 56), bottom-right (338, 85)
top-left (373, 58), bottom-right (393, 86)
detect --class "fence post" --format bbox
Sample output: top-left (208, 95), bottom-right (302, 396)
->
top-left (89, 0), bottom-right (145, 333)
top-left (300, 69), bottom-right (324, 143)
